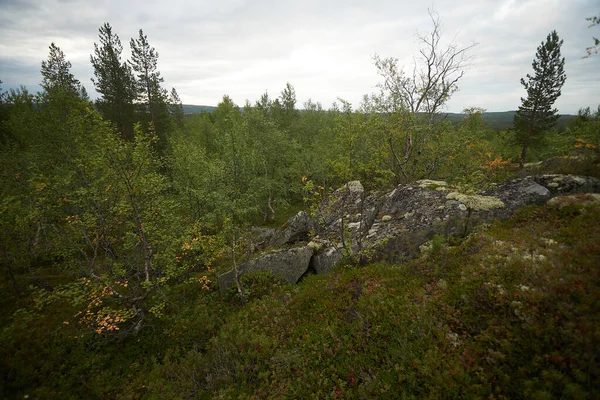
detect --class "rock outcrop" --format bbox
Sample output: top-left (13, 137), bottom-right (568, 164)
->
top-left (218, 246), bottom-right (314, 296)
top-left (218, 174), bottom-right (600, 295)
top-left (268, 211), bottom-right (317, 248)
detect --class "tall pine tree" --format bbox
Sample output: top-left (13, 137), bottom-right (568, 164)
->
top-left (129, 29), bottom-right (170, 150)
top-left (41, 43), bottom-right (81, 96)
top-left (90, 23), bottom-right (136, 140)
top-left (514, 30), bottom-right (566, 167)
top-left (168, 87), bottom-right (184, 129)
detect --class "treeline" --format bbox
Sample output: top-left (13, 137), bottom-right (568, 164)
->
top-left (1, 16), bottom-right (599, 398)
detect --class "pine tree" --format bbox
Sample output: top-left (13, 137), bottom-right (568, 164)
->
top-left (514, 30), bottom-right (566, 167)
top-left (90, 22), bottom-right (136, 140)
top-left (168, 87), bottom-right (184, 129)
top-left (41, 43), bottom-right (81, 95)
top-left (129, 29), bottom-right (170, 149)
top-left (129, 31), bottom-right (165, 122)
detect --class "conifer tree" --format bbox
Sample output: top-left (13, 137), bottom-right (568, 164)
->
top-left (129, 29), bottom-right (164, 105)
top-left (168, 87), bottom-right (184, 129)
top-left (129, 29), bottom-right (170, 149)
top-left (514, 30), bottom-right (566, 167)
top-left (41, 43), bottom-right (81, 95)
top-left (90, 22), bottom-right (136, 140)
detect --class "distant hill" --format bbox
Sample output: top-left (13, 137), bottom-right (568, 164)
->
top-left (182, 105), bottom-right (576, 131)
top-left (182, 104), bottom-right (216, 114)
top-left (441, 111), bottom-right (576, 131)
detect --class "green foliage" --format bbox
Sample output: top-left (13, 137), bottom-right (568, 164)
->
top-left (438, 108), bottom-right (513, 188)
top-left (129, 29), bottom-right (171, 151)
top-left (40, 42), bottom-right (82, 96)
top-left (237, 270), bottom-right (291, 302)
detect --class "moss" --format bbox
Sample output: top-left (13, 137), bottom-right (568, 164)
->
top-left (547, 193), bottom-right (600, 209)
top-left (446, 192), bottom-right (505, 211)
top-left (417, 179), bottom-right (449, 191)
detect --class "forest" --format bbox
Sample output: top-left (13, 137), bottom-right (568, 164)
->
top-left (1, 15), bottom-right (599, 399)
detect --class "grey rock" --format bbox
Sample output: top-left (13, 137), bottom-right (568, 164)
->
top-left (310, 247), bottom-right (343, 275)
top-left (233, 174), bottom-right (600, 289)
top-left (533, 174), bottom-right (600, 195)
top-left (218, 246), bottom-right (314, 296)
top-left (313, 175), bottom-right (600, 266)
top-left (269, 211), bottom-right (317, 247)
top-left (247, 226), bottom-right (278, 251)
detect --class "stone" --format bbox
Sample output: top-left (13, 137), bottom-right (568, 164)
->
top-left (269, 211), bottom-right (316, 247)
top-left (533, 174), bottom-right (600, 195)
top-left (445, 192), bottom-right (505, 211)
top-left (218, 246), bottom-right (314, 296)
top-left (547, 193), bottom-right (600, 209)
top-left (310, 247), bottom-right (343, 275)
top-left (234, 174), bottom-right (600, 288)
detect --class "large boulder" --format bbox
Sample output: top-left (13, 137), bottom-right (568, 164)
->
top-left (315, 181), bottom-right (367, 229)
top-left (247, 226), bottom-right (278, 252)
top-left (269, 211), bottom-right (317, 248)
top-left (532, 174), bottom-right (600, 195)
top-left (218, 246), bottom-right (314, 296)
top-left (310, 247), bottom-right (343, 275)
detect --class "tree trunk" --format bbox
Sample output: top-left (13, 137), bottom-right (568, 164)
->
top-left (231, 234), bottom-right (246, 303)
top-left (519, 141), bottom-right (530, 169)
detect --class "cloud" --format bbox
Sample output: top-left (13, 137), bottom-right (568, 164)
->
top-left (1, 0), bottom-right (598, 113)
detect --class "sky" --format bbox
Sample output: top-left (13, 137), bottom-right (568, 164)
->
top-left (1, 0), bottom-right (599, 114)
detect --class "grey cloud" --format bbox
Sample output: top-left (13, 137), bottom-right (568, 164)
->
top-left (1, 0), bottom-right (599, 113)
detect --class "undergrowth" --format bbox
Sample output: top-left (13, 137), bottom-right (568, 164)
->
top-left (147, 204), bottom-right (600, 399)
top-left (2, 204), bottom-right (599, 399)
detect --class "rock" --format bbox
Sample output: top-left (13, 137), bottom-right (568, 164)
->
top-left (446, 192), bottom-right (505, 211)
top-left (232, 174), bottom-right (600, 288)
top-left (316, 181), bottom-right (367, 230)
top-left (310, 247), bottom-right (343, 275)
top-left (247, 226), bottom-right (278, 251)
top-left (218, 246), bottom-right (314, 296)
top-left (313, 175), bottom-right (600, 265)
top-left (480, 177), bottom-right (552, 220)
top-left (547, 193), bottom-right (600, 209)
top-left (269, 211), bottom-right (316, 247)
top-left (533, 174), bottom-right (600, 195)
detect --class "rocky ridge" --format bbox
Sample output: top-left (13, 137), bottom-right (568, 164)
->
top-left (218, 174), bottom-right (600, 295)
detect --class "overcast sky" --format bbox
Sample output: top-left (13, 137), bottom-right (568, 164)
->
top-left (1, 0), bottom-right (598, 113)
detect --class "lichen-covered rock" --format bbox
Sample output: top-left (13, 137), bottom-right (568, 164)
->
top-left (247, 226), bottom-right (278, 251)
top-left (547, 193), bottom-right (600, 209)
top-left (417, 179), bottom-right (450, 190)
top-left (446, 192), bottom-right (504, 211)
top-left (218, 246), bottom-right (314, 296)
top-left (269, 211), bottom-right (317, 248)
top-left (316, 181), bottom-right (368, 229)
top-left (533, 174), bottom-right (600, 195)
top-left (312, 175), bottom-right (600, 265)
top-left (238, 174), bottom-right (600, 286)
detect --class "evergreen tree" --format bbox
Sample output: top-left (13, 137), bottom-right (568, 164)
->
top-left (41, 43), bottom-right (81, 95)
top-left (168, 87), bottom-right (184, 129)
top-left (90, 22), bottom-right (136, 140)
top-left (514, 30), bottom-right (566, 167)
top-left (129, 29), bottom-right (170, 149)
